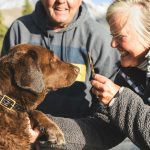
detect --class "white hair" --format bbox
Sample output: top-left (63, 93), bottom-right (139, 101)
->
top-left (106, 0), bottom-right (150, 48)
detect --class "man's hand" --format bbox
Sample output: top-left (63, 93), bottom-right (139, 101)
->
top-left (91, 74), bottom-right (120, 105)
top-left (27, 118), bottom-right (40, 143)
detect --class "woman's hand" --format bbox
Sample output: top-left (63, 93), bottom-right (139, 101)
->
top-left (91, 74), bottom-right (120, 105)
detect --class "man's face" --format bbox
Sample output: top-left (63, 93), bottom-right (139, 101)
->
top-left (41, 0), bottom-right (82, 28)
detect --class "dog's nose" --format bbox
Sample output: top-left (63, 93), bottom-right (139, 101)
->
top-left (74, 67), bottom-right (80, 75)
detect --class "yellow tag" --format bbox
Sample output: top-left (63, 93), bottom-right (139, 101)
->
top-left (72, 63), bottom-right (86, 82)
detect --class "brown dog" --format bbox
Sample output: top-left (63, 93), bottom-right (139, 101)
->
top-left (0, 44), bottom-right (79, 150)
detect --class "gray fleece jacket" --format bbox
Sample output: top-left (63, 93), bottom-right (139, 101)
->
top-left (1, 1), bottom-right (119, 118)
top-left (108, 87), bottom-right (150, 150)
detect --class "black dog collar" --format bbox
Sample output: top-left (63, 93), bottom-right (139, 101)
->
top-left (0, 95), bottom-right (26, 112)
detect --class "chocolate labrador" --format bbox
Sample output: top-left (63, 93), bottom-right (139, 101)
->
top-left (0, 44), bottom-right (79, 150)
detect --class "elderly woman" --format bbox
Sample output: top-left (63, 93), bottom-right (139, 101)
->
top-left (91, 0), bottom-right (150, 149)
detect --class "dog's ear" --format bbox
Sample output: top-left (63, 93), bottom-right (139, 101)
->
top-left (12, 49), bottom-right (45, 94)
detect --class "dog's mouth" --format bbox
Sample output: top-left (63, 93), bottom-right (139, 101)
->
top-left (45, 78), bottom-right (78, 93)
top-left (47, 87), bottom-right (58, 92)
top-left (47, 80), bottom-right (76, 92)
top-left (46, 65), bottom-right (79, 92)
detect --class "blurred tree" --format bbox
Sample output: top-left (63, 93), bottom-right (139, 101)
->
top-left (22, 0), bottom-right (33, 15)
top-left (0, 12), bottom-right (7, 37)
top-left (0, 11), bottom-right (7, 51)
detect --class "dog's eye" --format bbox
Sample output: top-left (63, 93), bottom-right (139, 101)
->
top-left (49, 58), bottom-right (56, 63)
top-left (49, 58), bottom-right (59, 66)
top-left (50, 55), bottom-right (59, 63)
top-left (49, 58), bottom-right (53, 62)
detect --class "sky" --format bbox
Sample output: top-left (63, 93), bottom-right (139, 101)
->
top-left (0, 0), bottom-right (113, 10)
top-left (93, 0), bottom-right (112, 4)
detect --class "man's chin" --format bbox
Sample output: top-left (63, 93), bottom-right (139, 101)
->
top-left (121, 61), bottom-right (132, 68)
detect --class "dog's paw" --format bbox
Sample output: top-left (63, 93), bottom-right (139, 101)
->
top-left (47, 128), bottom-right (66, 145)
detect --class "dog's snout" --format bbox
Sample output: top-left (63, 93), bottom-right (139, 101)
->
top-left (74, 67), bottom-right (80, 75)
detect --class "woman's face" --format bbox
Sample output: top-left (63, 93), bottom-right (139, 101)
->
top-left (41, 0), bottom-right (82, 28)
top-left (109, 13), bottom-right (148, 67)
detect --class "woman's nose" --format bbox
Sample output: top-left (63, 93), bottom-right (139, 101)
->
top-left (111, 38), bottom-right (119, 48)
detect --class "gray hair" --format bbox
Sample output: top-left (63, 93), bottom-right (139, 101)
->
top-left (106, 0), bottom-right (150, 48)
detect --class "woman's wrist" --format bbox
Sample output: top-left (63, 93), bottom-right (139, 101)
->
top-left (108, 87), bottom-right (124, 107)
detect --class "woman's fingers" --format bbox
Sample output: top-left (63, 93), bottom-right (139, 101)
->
top-left (91, 79), bottom-right (104, 91)
top-left (94, 74), bottom-right (108, 83)
top-left (91, 74), bottom-right (120, 105)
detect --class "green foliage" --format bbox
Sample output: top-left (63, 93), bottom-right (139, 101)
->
top-left (0, 37), bottom-right (4, 52)
top-left (0, 12), bottom-right (7, 37)
top-left (22, 0), bottom-right (33, 15)
top-left (0, 12), bottom-right (7, 52)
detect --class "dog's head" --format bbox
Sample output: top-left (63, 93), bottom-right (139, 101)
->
top-left (10, 44), bottom-right (80, 94)
top-left (3, 44), bottom-right (79, 96)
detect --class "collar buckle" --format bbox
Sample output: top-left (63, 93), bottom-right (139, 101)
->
top-left (0, 95), bottom-right (16, 110)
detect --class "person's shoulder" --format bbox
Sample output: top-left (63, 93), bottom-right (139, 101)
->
top-left (83, 8), bottom-right (108, 31)
top-left (79, 2), bottom-right (110, 35)
top-left (17, 14), bottom-right (33, 23)
top-left (10, 14), bottom-right (34, 28)
top-left (83, 18), bottom-right (110, 35)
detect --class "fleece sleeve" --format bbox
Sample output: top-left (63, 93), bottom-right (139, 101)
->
top-left (36, 114), bottom-right (125, 150)
top-left (108, 87), bottom-right (150, 149)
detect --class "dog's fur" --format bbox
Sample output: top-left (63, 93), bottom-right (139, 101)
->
top-left (0, 44), bottom-right (79, 150)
